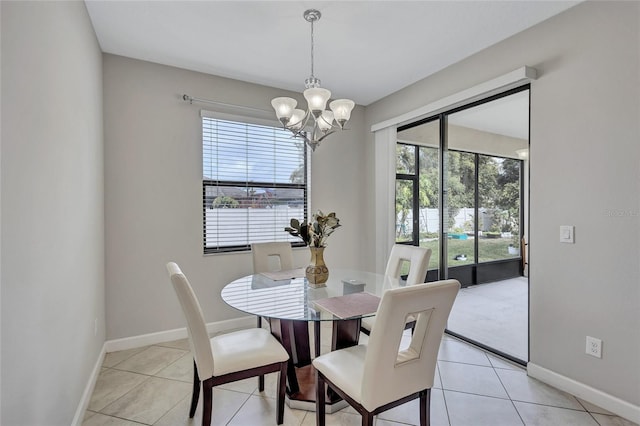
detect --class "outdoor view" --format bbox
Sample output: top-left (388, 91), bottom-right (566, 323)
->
top-left (395, 143), bottom-right (522, 271)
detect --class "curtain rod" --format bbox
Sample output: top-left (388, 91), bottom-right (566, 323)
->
top-left (182, 94), bottom-right (271, 114)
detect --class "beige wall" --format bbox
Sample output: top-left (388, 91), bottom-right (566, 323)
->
top-left (0, 2), bottom-right (105, 424)
top-left (103, 55), bottom-right (367, 339)
top-left (366, 0), bottom-right (639, 410)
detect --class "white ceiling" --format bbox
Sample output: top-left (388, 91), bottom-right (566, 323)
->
top-left (85, 1), bottom-right (579, 106)
top-left (449, 89), bottom-right (529, 139)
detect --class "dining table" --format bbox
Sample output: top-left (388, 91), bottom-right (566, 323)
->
top-left (221, 267), bottom-right (401, 412)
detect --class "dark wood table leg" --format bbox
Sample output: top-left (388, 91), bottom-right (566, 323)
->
top-left (269, 318), bottom-right (300, 395)
top-left (269, 317), bottom-right (362, 407)
top-left (332, 318), bottom-right (361, 350)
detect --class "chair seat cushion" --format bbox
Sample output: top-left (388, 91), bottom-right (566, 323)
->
top-left (312, 344), bottom-right (367, 404)
top-left (211, 328), bottom-right (289, 376)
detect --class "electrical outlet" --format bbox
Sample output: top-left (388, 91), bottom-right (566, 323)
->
top-left (586, 336), bottom-right (602, 358)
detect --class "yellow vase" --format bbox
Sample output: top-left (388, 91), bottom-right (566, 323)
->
top-left (306, 246), bottom-right (329, 286)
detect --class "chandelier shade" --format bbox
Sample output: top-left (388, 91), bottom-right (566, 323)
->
top-left (271, 9), bottom-right (355, 151)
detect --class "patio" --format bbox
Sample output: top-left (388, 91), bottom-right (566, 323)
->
top-left (447, 276), bottom-right (528, 362)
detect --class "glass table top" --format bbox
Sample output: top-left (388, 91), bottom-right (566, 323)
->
top-left (221, 268), bottom-right (402, 322)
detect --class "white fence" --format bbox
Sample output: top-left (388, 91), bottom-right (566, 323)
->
top-left (402, 207), bottom-right (502, 234)
top-left (205, 206), bottom-right (304, 247)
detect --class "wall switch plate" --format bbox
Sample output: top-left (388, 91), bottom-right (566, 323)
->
top-left (560, 225), bottom-right (575, 243)
top-left (586, 336), bottom-right (602, 358)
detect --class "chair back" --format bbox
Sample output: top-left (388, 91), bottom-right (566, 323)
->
top-left (361, 279), bottom-right (460, 411)
top-left (385, 244), bottom-right (432, 285)
top-left (166, 262), bottom-right (214, 379)
top-left (251, 242), bottom-right (294, 273)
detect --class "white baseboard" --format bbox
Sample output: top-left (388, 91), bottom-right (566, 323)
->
top-left (104, 316), bottom-right (255, 353)
top-left (73, 316), bottom-right (256, 425)
top-left (71, 344), bottom-right (106, 426)
top-left (527, 362), bottom-right (640, 424)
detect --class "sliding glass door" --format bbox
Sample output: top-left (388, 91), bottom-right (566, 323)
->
top-left (394, 86), bottom-right (529, 363)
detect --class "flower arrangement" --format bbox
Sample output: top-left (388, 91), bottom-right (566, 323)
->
top-left (285, 210), bottom-right (341, 248)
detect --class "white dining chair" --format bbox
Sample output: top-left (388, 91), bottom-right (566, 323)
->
top-left (313, 279), bottom-right (460, 426)
top-left (250, 241), bottom-right (324, 358)
top-left (166, 262), bottom-right (289, 426)
top-left (252, 241), bottom-right (294, 274)
top-left (360, 244), bottom-right (432, 335)
top-left (251, 242), bottom-right (294, 329)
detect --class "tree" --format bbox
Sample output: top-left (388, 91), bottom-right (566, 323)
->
top-left (212, 195), bottom-right (239, 208)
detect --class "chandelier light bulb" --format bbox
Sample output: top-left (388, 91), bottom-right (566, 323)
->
top-left (317, 110), bottom-right (334, 131)
top-left (289, 109), bottom-right (306, 130)
top-left (329, 99), bottom-right (355, 128)
top-left (271, 97), bottom-right (297, 125)
top-left (303, 87), bottom-right (331, 116)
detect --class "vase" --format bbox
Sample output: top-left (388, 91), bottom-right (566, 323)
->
top-left (306, 246), bottom-right (329, 286)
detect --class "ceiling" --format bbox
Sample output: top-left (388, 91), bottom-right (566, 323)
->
top-left (449, 89), bottom-right (529, 140)
top-left (85, 1), bottom-right (579, 107)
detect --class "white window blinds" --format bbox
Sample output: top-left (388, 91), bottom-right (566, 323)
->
top-left (202, 116), bottom-right (308, 253)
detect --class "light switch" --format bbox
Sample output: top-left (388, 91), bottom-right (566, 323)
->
top-left (560, 225), bottom-right (574, 243)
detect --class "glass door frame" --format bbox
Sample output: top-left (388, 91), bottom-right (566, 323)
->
top-left (396, 84), bottom-right (530, 365)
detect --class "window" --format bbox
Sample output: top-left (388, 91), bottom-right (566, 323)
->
top-left (202, 116), bottom-right (308, 253)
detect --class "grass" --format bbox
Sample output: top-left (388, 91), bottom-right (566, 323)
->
top-left (419, 237), bottom-right (519, 270)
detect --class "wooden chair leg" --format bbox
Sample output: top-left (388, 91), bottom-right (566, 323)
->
top-left (202, 380), bottom-right (213, 426)
top-left (256, 316), bottom-right (266, 392)
top-left (314, 321), bottom-right (321, 357)
top-left (276, 362), bottom-right (287, 425)
top-left (420, 388), bottom-right (431, 426)
top-left (316, 372), bottom-right (326, 426)
top-left (189, 360), bottom-right (200, 418)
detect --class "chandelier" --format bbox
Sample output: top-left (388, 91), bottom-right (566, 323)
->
top-left (271, 9), bottom-right (355, 151)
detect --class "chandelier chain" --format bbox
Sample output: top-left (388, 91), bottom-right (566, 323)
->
top-left (310, 17), bottom-right (315, 80)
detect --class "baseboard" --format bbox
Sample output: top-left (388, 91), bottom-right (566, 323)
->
top-left (527, 362), bottom-right (640, 424)
top-left (73, 316), bottom-right (255, 424)
top-left (104, 316), bottom-right (255, 353)
top-left (70, 344), bottom-right (106, 426)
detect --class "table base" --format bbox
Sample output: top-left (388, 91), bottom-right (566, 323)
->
top-left (270, 317), bottom-right (361, 412)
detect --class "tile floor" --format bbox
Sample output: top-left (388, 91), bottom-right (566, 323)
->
top-left (84, 325), bottom-right (637, 426)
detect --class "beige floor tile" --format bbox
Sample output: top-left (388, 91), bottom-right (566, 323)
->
top-left (439, 360), bottom-right (509, 399)
top-left (111, 345), bottom-right (187, 375)
top-left (378, 388), bottom-right (449, 426)
top-left (300, 409), bottom-right (362, 425)
top-left (487, 353), bottom-right (524, 371)
top-left (445, 390), bottom-right (524, 426)
top-left (82, 412), bottom-right (142, 426)
top-left (251, 371), bottom-right (285, 399)
top-left (577, 397), bottom-right (613, 414)
top-left (437, 337), bottom-right (491, 366)
top-left (217, 376), bottom-right (260, 394)
top-left (154, 388), bottom-right (251, 426)
top-left (227, 394), bottom-right (307, 426)
top-left (155, 352), bottom-right (194, 382)
top-left (83, 410), bottom-right (97, 421)
top-left (591, 413), bottom-right (639, 426)
top-left (495, 368), bottom-right (583, 409)
top-left (513, 401), bottom-right (599, 425)
top-left (100, 376), bottom-right (191, 424)
top-left (102, 347), bottom-right (147, 368)
top-left (156, 338), bottom-right (191, 351)
top-left (88, 369), bottom-right (148, 412)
